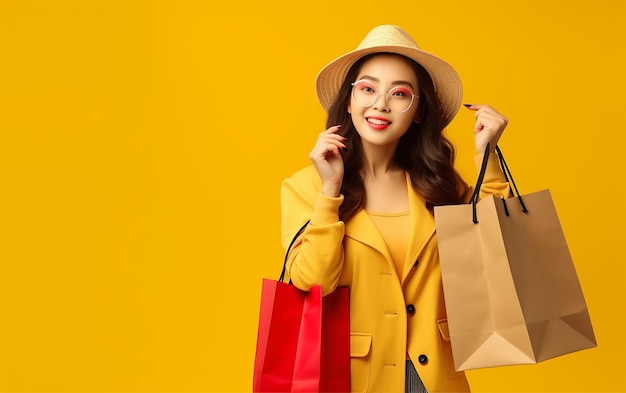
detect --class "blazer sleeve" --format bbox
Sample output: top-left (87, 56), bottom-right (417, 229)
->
top-left (465, 153), bottom-right (512, 201)
top-left (280, 166), bottom-right (345, 296)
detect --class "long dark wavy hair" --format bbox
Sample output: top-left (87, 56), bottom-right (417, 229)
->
top-left (326, 53), bottom-right (467, 221)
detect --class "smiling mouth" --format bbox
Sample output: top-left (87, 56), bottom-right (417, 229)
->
top-left (367, 118), bottom-right (391, 126)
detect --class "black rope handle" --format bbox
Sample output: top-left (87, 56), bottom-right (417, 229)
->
top-left (472, 144), bottom-right (528, 224)
top-left (471, 144), bottom-right (492, 224)
top-left (495, 146), bottom-right (528, 214)
top-left (278, 220), bottom-right (310, 283)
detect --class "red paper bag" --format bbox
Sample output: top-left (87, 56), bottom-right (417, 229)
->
top-left (253, 280), bottom-right (350, 392)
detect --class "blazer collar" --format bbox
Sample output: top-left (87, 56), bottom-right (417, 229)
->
top-left (345, 172), bottom-right (436, 281)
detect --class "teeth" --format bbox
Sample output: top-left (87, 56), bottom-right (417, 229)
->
top-left (367, 118), bottom-right (390, 125)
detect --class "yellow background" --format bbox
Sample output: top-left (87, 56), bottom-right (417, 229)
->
top-left (0, 0), bottom-right (624, 392)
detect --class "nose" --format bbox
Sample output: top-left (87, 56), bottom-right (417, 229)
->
top-left (372, 92), bottom-right (390, 112)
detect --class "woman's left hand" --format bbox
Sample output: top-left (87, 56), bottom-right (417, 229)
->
top-left (465, 104), bottom-right (508, 154)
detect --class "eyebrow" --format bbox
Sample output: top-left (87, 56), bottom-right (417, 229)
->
top-left (358, 75), bottom-right (416, 90)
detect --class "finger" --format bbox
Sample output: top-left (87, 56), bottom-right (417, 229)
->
top-left (312, 141), bottom-right (346, 159)
top-left (472, 105), bottom-right (506, 122)
top-left (464, 105), bottom-right (488, 132)
top-left (321, 125), bottom-right (343, 135)
top-left (474, 118), bottom-right (499, 134)
top-left (476, 112), bottom-right (507, 130)
top-left (317, 137), bottom-right (347, 150)
top-left (473, 111), bottom-right (489, 132)
top-left (463, 103), bottom-right (490, 112)
top-left (324, 133), bottom-right (348, 143)
top-left (465, 104), bottom-right (501, 119)
top-left (316, 133), bottom-right (347, 148)
top-left (317, 126), bottom-right (346, 144)
top-left (473, 122), bottom-right (482, 134)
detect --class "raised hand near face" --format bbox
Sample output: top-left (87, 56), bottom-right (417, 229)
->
top-left (309, 125), bottom-right (346, 197)
top-left (464, 104), bottom-right (508, 154)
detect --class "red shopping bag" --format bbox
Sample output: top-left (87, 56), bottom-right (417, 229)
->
top-left (253, 280), bottom-right (350, 392)
top-left (253, 222), bottom-right (350, 392)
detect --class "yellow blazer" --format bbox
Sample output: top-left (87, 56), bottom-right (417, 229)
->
top-left (280, 154), bottom-right (510, 393)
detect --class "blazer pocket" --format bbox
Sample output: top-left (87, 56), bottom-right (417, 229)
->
top-left (437, 319), bottom-right (464, 379)
top-left (350, 332), bottom-right (372, 392)
top-left (437, 318), bottom-right (451, 342)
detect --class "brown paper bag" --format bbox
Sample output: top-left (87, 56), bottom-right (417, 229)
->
top-left (434, 147), bottom-right (596, 371)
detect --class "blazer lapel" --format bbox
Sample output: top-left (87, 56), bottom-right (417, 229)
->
top-left (402, 173), bottom-right (436, 282)
top-left (345, 209), bottom-right (394, 269)
top-left (343, 173), bottom-right (436, 280)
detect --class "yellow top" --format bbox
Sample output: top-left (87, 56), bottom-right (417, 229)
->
top-left (367, 210), bottom-right (411, 280)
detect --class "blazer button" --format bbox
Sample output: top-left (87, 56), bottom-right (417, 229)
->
top-left (418, 354), bottom-right (428, 365)
top-left (406, 304), bottom-right (416, 314)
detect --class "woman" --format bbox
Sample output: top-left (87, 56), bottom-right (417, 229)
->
top-left (280, 25), bottom-right (510, 393)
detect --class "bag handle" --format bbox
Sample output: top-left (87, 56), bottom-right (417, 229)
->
top-left (495, 145), bottom-right (527, 208)
top-left (471, 144), bottom-right (528, 224)
top-left (469, 144), bottom-right (492, 224)
top-left (279, 220), bottom-right (310, 283)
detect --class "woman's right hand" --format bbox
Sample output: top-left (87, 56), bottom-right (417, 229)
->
top-left (309, 125), bottom-right (346, 197)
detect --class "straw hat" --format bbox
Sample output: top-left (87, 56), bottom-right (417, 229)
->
top-left (315, 25), bottom-right (463, 128)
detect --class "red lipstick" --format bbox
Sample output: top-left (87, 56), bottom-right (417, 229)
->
top-left (366, 116), bottom-right (391, 130)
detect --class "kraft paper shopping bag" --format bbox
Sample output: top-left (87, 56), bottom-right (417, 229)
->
top-left (434, 146), bottom-right (596, 371)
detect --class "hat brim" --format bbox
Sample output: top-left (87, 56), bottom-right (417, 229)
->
top-left (315, 45), bottom-right (463, 128)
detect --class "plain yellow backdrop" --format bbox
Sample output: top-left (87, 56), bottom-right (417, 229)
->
top-left (0, 0), bottom-right (624, 392)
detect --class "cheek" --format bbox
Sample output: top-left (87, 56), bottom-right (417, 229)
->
top-left (410, 106), bottom-right (421, 122)
top-left (397, 114), bottom-right (418, 131)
